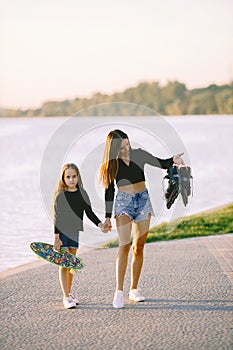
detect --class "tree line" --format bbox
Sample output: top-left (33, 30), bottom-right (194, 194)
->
top-left (1, 80), bottom-right (232, 117)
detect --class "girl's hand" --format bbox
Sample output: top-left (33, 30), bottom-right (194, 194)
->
top-left (54, 235), bottom-right (62, 251)
top-left (173, 152), bottom-right (185, 167)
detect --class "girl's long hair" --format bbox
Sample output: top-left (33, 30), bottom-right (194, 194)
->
top-left (99, 129), bottom-right (129, 188)
top-left (54, 163), bottom-right (83, 201)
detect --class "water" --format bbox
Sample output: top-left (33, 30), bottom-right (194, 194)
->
top-left (0, 115), bottom-right (233, 272)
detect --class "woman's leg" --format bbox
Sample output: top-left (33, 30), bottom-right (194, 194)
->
top-left (115, 215), bottom-right (132, 291)
top-left (59, 248), bottom-right (77, 297)
top-left (130, 215), bottom-right (151, 290)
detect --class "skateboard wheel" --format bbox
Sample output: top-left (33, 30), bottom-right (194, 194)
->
top-left (70, 268), bottom-right (77, 275)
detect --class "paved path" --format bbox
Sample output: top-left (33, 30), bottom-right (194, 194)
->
top-left (1, 235), bottom-right (232, 350)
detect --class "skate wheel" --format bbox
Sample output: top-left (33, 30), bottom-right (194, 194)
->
top-left (70, 268), bottom-right (77, 275)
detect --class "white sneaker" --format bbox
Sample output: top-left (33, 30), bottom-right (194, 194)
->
top-left (129, 289), bottom-right (145, 302)
top-left (63, 297), bottom-right (76, 309)
top-left (69, 293), bottom-right (79, 305)
top-left (113, 290), bottom-right (124, 309)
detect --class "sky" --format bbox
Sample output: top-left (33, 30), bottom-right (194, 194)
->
top-left (0, 0), bottom-right (233, 109)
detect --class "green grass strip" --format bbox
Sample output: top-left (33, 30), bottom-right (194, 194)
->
top-left (102, 204), bottom-right (233, 248)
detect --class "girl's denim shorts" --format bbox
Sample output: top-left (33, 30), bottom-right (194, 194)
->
top-left (114, 188), bottom-right (155, 222)
top-left (60, 232), bottom-right (79, 249)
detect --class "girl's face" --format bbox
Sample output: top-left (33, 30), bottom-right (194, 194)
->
top-left (63, 168), bottom-right (78, 191)
top-left (119, 138), bottom-right (130, 158)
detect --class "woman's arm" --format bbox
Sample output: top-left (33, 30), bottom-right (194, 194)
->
top-left (173, 152), bottom-right (185, 166)
top-left (139, 149), bottom-right (173, 169)
top-left (103, 183), bottom-right (115, 231)
top-left (105, 182), bottom-right (115, 218)
top-left (139, 149), bottom-right (185, 169)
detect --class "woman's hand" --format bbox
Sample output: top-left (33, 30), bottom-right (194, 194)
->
top-left (53, 234), bottom-right (62, 251)
top-left (103, 218), bottom-right (112, 232)
top-left (173, 152), bottom-right (185, 166)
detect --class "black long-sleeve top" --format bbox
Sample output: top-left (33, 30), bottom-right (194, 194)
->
top-left (105, 148), bottom-right (173, 218)
top-left (54, 188), bottom-right (101, 235)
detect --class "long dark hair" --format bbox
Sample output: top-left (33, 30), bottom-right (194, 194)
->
top-left (99, 129), bottom-right (129, 188)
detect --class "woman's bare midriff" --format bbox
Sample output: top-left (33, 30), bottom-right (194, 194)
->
top-left (118, 181), bottom-right (146, 194)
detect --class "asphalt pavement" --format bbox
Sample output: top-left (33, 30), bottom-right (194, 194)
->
top-left (0, 234), bottom-right (232, 350)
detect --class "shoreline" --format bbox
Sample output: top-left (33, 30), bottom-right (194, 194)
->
top-left (0, 243), bottom-right (103, 279)
top-left (0, 259), bottom-right (47, 279)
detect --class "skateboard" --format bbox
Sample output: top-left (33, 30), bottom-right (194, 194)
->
top-left (30, 242), bottom-right (84, 275)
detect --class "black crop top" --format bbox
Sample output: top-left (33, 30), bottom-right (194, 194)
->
top-left (105, 148), bottom-right (173, 218)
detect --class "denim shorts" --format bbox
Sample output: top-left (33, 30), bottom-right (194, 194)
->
top-left (59, 232), bottom-right (79, 249)
top-left (114, 189), bottom-right (155, 222)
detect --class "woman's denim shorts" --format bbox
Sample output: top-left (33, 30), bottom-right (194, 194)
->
top-left (114, 189), bottom-right (155, 222)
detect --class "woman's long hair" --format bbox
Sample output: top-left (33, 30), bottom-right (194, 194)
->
top-left (99, 129), bottom-right (129, 188)
top-left (54, 163), bottom-right (83, 201)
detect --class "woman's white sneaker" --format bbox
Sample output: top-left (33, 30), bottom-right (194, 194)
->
top-left (69, 293), bottom-right (79, 305)
top-left (129, 289), bottom-right (145, 302)
top-left (113, 290), bottom-right (124, 308)
top-left (63, 297), bottom-right (76, 309)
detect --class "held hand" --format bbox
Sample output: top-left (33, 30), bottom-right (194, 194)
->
top-left (103, 218), bottom-right (112, 232)
top-left (98, 222), bottom-right (109, 234)
top-left (173, 152), bottom-right (186, 167)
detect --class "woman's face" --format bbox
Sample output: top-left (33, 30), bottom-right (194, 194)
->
top-left (119, 138), bottom-right (130, 158)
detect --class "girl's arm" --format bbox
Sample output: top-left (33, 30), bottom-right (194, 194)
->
top-left (81, 190), bottom-right (102, 226)
top-left (53, 196), bottom-right (63, 250)
top-left (54, 234), bottom-right (62, 251)
top-left (82, 191), bottom-right (109, 233)
top-left (54, 195), bottom-right (62, 234)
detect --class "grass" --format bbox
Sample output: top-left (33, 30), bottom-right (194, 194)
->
top-left (102, 203), bottom-right (233, 248)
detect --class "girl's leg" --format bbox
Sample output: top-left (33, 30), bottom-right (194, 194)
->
top-left (67, 248), bottom-right (77, 294)
top-left (130, 215), bottom-right (151, 290)
top-left (59, 248), bottom-right (77, 298)
top-left (115, 215), bottom-right (132, 291)
top-left (59, 267), bottom-right (70, 298)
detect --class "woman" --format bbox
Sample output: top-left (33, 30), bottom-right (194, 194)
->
top-left (99, 129), bottom-right (185, 308)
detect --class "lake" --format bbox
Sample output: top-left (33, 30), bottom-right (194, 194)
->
top-left (0, 115), bottom-right (232, 272)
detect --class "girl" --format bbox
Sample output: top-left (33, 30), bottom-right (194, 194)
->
top-left (99, 130), bottom-right (185, 308)
top-left (54, 163), bottom-right (105, 309)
